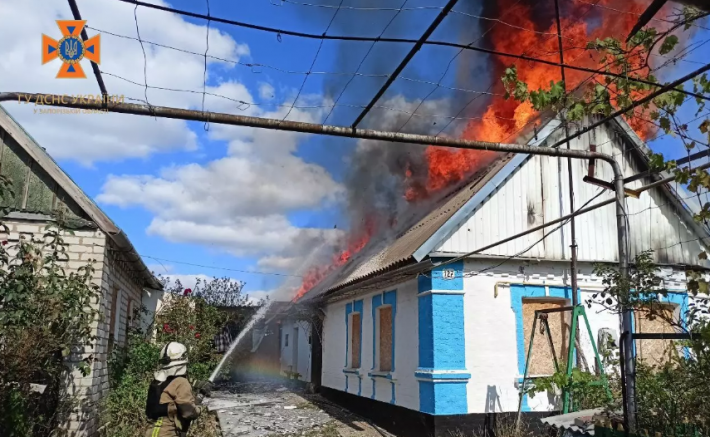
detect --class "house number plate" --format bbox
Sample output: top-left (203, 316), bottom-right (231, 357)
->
top-left (442, 269), bottom-right (456, 280)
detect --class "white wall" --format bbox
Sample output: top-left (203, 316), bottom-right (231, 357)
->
top-left (434, 117), bottom-right (710, 267)
top-left (140, 288), bottom-right (165, 336)
top-left (321, 278), bottom-right (420, 411)
top-left (462, 258), bottom-right (695, 414)
top-left (280, 319), bottom-right (312, 383)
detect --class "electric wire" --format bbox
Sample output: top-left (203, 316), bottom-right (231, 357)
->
top-left (321, 0), bottom-right (409, 125)
top-left (282, 0), bottom-right (345, 121)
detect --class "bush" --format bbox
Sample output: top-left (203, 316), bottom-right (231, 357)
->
top-left (100, 283), bottom-right (251, 437)
top-left (0, 217), bottom-right (101, 436)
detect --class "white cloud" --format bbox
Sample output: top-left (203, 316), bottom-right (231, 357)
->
top-left (258, 83), bottom-right (275, 100)
top-left (0, 0), bottom-right (249, 164)
top-left (97, 98), bottom-right (345, 269)
top-left (0, 0), bottom-right (347, 276)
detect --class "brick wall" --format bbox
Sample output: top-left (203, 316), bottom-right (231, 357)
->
top-left (0, 218), bottom-right (145, 436)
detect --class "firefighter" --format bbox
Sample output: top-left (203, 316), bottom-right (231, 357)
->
top-left (145, 342), bottom-right (202, 437)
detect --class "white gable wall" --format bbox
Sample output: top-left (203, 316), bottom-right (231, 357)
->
top-left (280, 319), bottom-right (312, 383)
top-left (434, 117), bottom-right (709, 266)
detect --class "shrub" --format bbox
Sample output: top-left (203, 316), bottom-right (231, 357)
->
top-left (0, 206), bottom-right (101, 436)
top-left (100, 281), bottom-right (254, 437)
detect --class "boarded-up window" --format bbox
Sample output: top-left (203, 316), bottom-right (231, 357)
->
top-left (522, 298), bottom-right (569, 375)
top-left (635, 304), bottom-right (677, 367)
top-left (379, 306), bottom-right (393, 372)
top-left (350, 313), bottom-right (361, 368)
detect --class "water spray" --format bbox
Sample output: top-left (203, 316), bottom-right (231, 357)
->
top-left (207, 301), bottom-right (274, 383)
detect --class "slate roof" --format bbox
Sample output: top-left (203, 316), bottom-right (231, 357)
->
top-left (298, 153), bottom-right (518, 301)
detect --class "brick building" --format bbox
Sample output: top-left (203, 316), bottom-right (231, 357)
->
top-left (0, 105), bottom-right (163, 435)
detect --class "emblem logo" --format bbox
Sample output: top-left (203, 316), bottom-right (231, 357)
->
top-left (42, 20), bottom-right (101, 79)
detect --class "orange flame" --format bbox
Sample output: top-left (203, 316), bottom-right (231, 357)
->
top-left (296, 0), bottom-right (673, 298)
top-left (293, 219), bottom-right (375, 301)
top-left (405, 0), bottom-right (664, 201)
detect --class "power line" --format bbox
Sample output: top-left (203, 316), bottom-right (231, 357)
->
top-left (115, 0), bottom-right (710, 103)
top-left (322, 0), bottom-right (409, 125)
top-left (99, 68), bottom-right (513, 123)
top-left (67, 0), bottom-right (108, 97)
top-left (89, 25), bottom-right (500, 99)
top-left (202, 0), bottom-right (211, 130)
top-left (141, 254), bottom-right (304, 277)
top-left (350, 0), bottom-right (460, 128)
top-left (283, 0), bottom-right (345, 121)
top-left (132, 2), bottom-right (154, 117)
top-left (398, 0), bottom-right (526, 134)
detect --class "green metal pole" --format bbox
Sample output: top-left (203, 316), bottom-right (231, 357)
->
top-left (541, 316), bottom-right (561, 374)
top-left (563, 306), bottom-right (580, 413)
top-left (516, 314), bottom-right (539, 430)
top-left (581, 307), bottom-right (613, 400)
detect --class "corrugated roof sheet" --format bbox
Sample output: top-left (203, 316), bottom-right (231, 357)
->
top-left (541, 408), bottom-right (604, 436)
top-left (299, 154), bottom-right (516, 301)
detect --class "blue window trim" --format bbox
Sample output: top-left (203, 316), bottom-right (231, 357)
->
top-left (511, 285), bottom-right (577, 411)
top-left (345, 299), bottom-right (364, 369)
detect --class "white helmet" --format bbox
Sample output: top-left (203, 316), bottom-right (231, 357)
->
top-left (159, 341), bottom-right (188, 368)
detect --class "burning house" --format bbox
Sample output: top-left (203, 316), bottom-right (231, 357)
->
top-left (295, 113), bottom-right (710, 436)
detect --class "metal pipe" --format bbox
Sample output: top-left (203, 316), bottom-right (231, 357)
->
top-left (0, 92), bottom-right (624, 164)
top-left (614, 159), bottom-right (636, 430)
top-left (351, 0), bottom-right (459, 128)
top-left (67, 0), bottom-right (108, 97)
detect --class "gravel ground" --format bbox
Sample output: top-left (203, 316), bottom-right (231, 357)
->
top-left (204, 381), bottom-right (394, 437)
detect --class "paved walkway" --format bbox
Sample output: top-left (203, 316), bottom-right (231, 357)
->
top-left (204, 381), bottom-right (393, 437)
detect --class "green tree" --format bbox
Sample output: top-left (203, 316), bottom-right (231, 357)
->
top-left (503, 7), bottom-right (710, 432)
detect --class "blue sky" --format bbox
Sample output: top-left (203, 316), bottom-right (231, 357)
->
top-left (1, 0), bottom-right (707, 300)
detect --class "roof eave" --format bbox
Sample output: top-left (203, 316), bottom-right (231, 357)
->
top-left (0, 104), bottom-right (162, 291)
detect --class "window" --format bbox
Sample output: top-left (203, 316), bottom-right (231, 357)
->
top-left (285, 333), bottom-right (289, 347)
top-left (378, 306), bottom-right (393, 372)
top-left (350, 313), bottom-right (361, 368)
top-left (124, 298), bottom-right (134, 338)
top-left (107, 286), bottom-right (119, 355)
top-left (522, 298), bottom-right (569, 376)
top-left (635, 304), bottom-right (678, 367)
